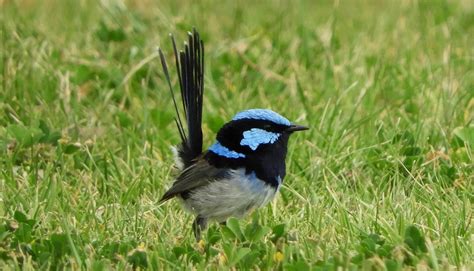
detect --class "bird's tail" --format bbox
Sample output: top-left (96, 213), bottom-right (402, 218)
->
top-left (159, 28), bottom-right (204, 169)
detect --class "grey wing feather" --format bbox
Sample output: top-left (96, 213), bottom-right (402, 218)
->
top-left (160, 159), bottom-right (229, 202)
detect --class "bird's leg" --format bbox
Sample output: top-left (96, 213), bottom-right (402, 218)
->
top-left (192, 216), bottom-right (208, 241)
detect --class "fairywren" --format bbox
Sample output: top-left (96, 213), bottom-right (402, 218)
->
top-left (158, 28), bottom-right (308, 240)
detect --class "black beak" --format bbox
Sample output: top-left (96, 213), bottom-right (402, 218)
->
top-left (286, 124), bottom-right (309, 132)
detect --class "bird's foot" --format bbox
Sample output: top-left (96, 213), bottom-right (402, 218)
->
top-left (192, 216), bottom-right (208, 241)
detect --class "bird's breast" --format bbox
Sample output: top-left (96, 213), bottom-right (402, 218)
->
top-left (181, 168), bottom-right (279, 222)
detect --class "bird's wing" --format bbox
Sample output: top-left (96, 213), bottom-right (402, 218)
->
top-left (159, 158), bottom-right (229, 202)
top-left (159, 28), bottom-right (204, 169)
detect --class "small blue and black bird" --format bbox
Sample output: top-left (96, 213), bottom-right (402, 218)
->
top-left (158, 29), bottom-right (308, 240)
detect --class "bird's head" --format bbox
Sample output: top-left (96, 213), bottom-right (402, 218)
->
top-left (207, 109), bottom-right (308, 160)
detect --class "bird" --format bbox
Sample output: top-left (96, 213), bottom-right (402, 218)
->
top-left (158, 28), bottom-right (308, 241)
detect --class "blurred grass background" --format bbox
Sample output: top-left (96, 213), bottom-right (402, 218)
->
top-left (1, 0), bottom-right (473, 269)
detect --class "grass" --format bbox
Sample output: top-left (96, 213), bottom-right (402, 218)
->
top-left (1, 0), bottom-right (473, 269)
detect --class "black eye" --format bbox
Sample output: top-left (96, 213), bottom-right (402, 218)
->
top-left (263, 124), bottom-right (272, 130)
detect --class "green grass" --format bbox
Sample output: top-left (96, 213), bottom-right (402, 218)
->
top-left (1, 0), bottom-right (473, 269)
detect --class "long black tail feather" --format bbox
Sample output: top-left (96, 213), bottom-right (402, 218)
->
top-left (159, 28), bottom-right (204, 168)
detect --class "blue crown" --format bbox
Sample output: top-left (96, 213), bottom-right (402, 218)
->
top-left (232, 109), bottom-right (291, 126)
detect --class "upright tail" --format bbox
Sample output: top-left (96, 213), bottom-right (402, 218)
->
top-left (159, 28), bottom-right (204, 169)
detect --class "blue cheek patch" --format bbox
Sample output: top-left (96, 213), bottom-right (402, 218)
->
top-left (209, 141), bottom-right (246, 158)
top-left (233, 109), bottom-right (291, 126)
top-left (240, 128), bottom-right (281, 150)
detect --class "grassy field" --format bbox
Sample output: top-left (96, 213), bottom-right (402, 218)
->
top-left (1, 0), bottom-right (473, 269)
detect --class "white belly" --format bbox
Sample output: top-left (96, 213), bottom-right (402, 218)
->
top-left (181, 169), bottom-right (278, 222)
